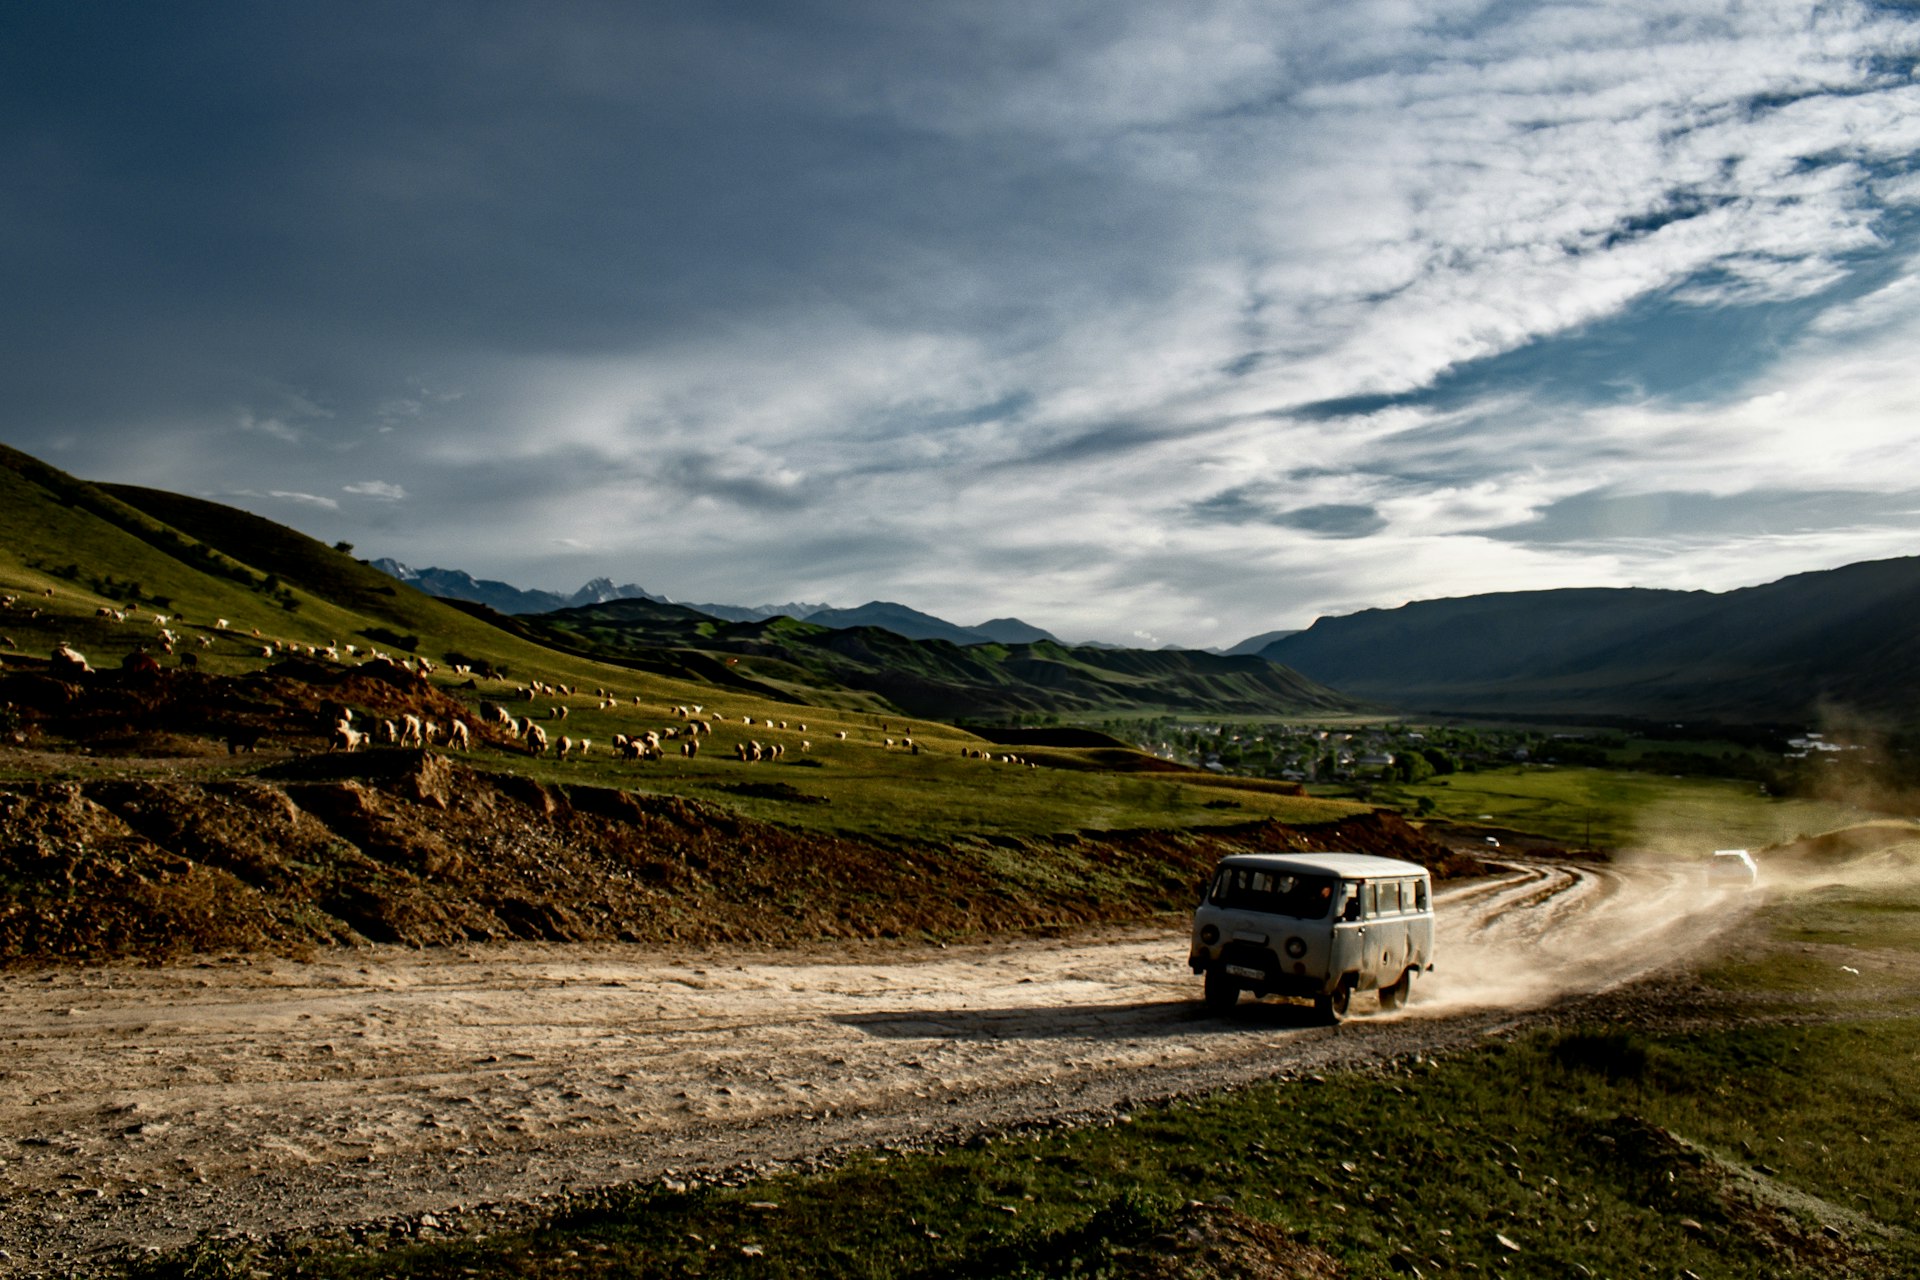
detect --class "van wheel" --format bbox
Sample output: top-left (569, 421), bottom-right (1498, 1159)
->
top-left (1379, 967), bottom-right (1413, 1012)
top-left (1203, 968), bottom-right (1240, 1012)
top-left (1315, 981), bottom-right (1354, 1024)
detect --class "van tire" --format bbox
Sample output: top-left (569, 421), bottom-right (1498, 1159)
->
top-left (1379, 967), bottom-right (1413, 1012)
top-left (1203, 968), bottom-right (1240, 1012)
top-left (1315, 981), bottom-right (1354, 1024)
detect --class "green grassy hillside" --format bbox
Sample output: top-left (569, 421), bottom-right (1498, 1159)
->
top-left (0, 444), bottom-right (1380, 857)
top-left (519, 598), bottom-right (1362, 721)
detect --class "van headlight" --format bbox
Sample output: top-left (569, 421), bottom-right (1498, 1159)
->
top-left (1200, 924), bottom-right (1221, 946)
top-left (1285, 936), bottom-right (1307, 958)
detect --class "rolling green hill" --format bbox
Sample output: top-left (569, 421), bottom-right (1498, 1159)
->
top-left (516, 597), bottom-right (1362, 721)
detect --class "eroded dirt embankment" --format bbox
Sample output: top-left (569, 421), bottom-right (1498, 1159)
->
top-left (0, 750), bottom-right (1463, 965)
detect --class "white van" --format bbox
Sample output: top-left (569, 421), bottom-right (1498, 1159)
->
top-left (1707, 849), bottom-right (1758, 887)
top-left (1190, 852), bottom-right (1435, 1022)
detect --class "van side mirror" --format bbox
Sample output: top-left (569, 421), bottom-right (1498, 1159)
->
top-left (1342, 897), bottom-right (1364, 922)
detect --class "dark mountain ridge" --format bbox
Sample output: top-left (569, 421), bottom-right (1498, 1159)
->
top-left (1262, 557), bottom-right (1920, 726)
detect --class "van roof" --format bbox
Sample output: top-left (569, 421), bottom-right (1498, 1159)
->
top-left (1215, 851), bottom-right (1430, 879)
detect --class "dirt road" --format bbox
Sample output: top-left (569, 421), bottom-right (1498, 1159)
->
top-left (0, 858), bottom-right (1735, 1274)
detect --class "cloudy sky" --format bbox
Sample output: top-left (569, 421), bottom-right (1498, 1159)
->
top-left (5, 2), bottom-right (1920, 647)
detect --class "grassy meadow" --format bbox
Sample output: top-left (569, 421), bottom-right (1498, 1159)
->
top-left (1379, 763), bottom-right (1891, 853)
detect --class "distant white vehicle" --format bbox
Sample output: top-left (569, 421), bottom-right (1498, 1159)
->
top-left (1190, 852), bottom-right (1434, 1023)
top-left (1708, 849), bottom-right (1758, 887)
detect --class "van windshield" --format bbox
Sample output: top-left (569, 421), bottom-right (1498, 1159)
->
top-left (1209, 867), bottom-right (1338, 920)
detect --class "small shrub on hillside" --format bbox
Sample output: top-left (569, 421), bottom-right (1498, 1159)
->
top-left (1551, 1028), bottom-right (1650, 1081)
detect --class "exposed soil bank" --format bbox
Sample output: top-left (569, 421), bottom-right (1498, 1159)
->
top-left (0, 750), bottom-right (1468, 966)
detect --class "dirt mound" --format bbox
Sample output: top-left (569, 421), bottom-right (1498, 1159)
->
top-left (0, 755), bottom-right (1464, 967)
top-left (1761, 820), bottom-right (1920, 866)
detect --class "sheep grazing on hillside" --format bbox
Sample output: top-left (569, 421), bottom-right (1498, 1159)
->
top-left (400, 714), bottom-right (424, 748)
top-left (682, 738), bottom-right (700, 757)
top-left (799, 740), bottom-right (810, 753)
top-left (835, 730), bottom-right (847, 740)
top-left (525, 723), bottom-right (549, 755)
top-left (330, 722), bottom-right (363, 752)
top-left (379, 719), bottom-right (399, 745)
top-left (215, 618), bottom-right (229, 630)
top-left (481, 701), bottom-right (511, 725)
top-left (257, 646), bottom-right (273, 659)
top-left (557, 735), bottom-right (574, 760)
top-left (448, 720), bottom-right (470, 751)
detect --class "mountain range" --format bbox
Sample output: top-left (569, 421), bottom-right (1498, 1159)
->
top-left (372, 561), bottom-right (1062, 646)
top-left (1260, 557), bottom-right (1920, 726)
top-left (7, 439), bottom-right (1917, 730)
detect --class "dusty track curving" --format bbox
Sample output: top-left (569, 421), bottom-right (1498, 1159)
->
top-left (0, 858), bottom-right (1748, 1275)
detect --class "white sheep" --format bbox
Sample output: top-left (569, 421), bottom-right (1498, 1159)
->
top-left (448, 720), bottom-right (470, 750)
top-left (401, 714), bottom-right (424, 747)
top-left (525, 722), bottom-right (549, 755)
top-left (330, 723), bottom-right (363, 752)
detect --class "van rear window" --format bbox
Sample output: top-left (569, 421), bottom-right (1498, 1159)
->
top-left (1209, 868), bottom-right (1337, 920)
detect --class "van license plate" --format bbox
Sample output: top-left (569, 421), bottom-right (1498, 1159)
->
top-left (1225, 964), bottom-right (1264, 980)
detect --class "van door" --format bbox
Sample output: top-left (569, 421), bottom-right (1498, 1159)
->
top-left (1329, 881), bottom-right (1366, 991)
top-left (1374, 880), bottom-right (1412, 985)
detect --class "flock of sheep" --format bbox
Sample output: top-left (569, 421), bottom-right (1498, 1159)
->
top-left (15, 589), bottom-right (1042, 771)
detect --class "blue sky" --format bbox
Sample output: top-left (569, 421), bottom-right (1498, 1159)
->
top-left (5, 1), bottom-right (1920, 646)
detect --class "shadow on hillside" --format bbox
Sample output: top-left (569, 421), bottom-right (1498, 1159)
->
top-left (833, 996), bottom-right (1329, 1041)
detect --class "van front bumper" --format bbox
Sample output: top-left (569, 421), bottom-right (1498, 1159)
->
top-left (1191, 944), bottom-right (1334, 997)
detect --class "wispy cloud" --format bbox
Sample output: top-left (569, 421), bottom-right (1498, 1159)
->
top-left (5, 2), bottom-right (1920, 644)
top-left (268, 490), bottom-right (340, 510)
